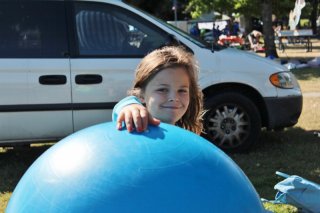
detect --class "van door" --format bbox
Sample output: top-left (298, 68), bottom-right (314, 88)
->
top-left (0, 2), bottom-right (72, 143)
top-left (69, 2), bottom-right (171, 131)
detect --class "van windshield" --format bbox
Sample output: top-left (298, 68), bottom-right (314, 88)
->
top-left (130, 5), bottom-right (223, 50)
top-left (160, 20), bottom-right (225, 51)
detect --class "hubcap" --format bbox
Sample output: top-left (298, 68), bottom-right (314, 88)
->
top-left (206, 104), bottom-right (250, 149)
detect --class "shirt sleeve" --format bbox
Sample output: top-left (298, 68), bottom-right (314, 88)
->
top-left (112, 96), bottom-right (142, 122)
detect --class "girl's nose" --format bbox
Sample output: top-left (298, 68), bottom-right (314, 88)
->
top-left (167, 92), bottom-right (178, 102)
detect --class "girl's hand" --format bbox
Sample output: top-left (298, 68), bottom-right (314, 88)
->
top-left (116, 104), bottom-right (160, 132)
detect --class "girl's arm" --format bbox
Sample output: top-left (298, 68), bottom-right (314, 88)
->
top-left (112, 96), bottom-right (160, 132)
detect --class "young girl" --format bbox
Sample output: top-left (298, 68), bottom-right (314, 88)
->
top-left (112, 46), bottom-right (204, 134)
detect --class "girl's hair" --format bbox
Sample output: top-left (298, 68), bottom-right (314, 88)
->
top-left (128, 46), bottom-right (204, 134)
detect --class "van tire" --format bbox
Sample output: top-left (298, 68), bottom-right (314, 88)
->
top-left (203, 92), bottom-right (261, 153)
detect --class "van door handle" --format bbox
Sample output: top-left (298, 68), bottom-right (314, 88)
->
top-left (39, 75), bottom-right (67, 85)
top-left (75, 74), bottom-right (103, 84)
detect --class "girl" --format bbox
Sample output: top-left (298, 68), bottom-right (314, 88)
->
top-left (112, 46), bottom-right (204, 134)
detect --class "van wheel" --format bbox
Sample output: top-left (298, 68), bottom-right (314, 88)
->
top-left (203, 92), bottom-right (261, 153)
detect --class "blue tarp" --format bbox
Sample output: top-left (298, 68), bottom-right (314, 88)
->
top-left (274, 171), bottom-right (320, 213)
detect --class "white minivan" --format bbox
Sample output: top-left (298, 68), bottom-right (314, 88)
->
top-left (0, 0), bottom-right (302, 152)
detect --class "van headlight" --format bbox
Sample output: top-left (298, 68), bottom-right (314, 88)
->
top-left (269, 72), bottom-right (298, 89)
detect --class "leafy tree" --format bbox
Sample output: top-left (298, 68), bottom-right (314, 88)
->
top-left (125, 0), bottom-right (319, 56)
top-left (185, 0), bottom-right (235, 18)
top-left (124, 0), bottom-right (191, 20)
top-left (306, 0), bottom-right (319, 34)
top-left (186, 0), bottom-right (278, 57)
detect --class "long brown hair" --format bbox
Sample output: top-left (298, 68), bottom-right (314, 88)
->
top-left (128, 46), bottom-right (204, 134)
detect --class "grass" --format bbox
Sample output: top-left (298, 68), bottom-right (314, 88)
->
top-left (230, 67), bottom-right (320, 212)
top-left (293, 67), bottom-right (320, 93)
top-left (0, 67), bottom-right (319, 212)
top-left (0, 145), bottom-right (52, 211)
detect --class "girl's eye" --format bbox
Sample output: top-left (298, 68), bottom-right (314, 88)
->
top-left (179, 89), bottom-right (189, 94)
top-left (156, 88), bottom-right (168, 93)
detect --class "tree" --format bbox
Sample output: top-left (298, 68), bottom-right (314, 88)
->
top-left (124, 0), bottom-right (191, 20)
top-left (261, 0), bottom-right (278, 58)
top-left (186, 0), bottom-right (278, 57)
top-left (185, 0), bottom-right (235, 19)
top-left (126, 0), bottom-right (318, 56)
top-left (307, 0), bottom-right (319, 34)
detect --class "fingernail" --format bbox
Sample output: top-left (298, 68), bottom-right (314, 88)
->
top-left (117, 124), bottom-right (122, 130)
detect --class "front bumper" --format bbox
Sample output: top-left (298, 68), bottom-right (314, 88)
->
top-left (264, 95), bottom-right (303, 129)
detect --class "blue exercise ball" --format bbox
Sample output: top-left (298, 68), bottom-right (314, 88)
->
top-left (6, 122), bottom-right (267, 213)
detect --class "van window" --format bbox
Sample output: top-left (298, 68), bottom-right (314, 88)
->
top-left (74, 2), bottom-right (170, 57)
top-left (0, 2), bottom-right (68, 58)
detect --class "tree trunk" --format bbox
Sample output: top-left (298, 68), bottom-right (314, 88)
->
top-left (261, 1), bottom-right (278, 58)
top-left (309, 0), bottom-right (319, 35)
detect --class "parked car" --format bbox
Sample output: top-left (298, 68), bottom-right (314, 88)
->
top-left (0, 0), bottom-right (302, 152)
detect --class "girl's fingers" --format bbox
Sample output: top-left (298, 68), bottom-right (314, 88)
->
top-left (124, 111), bottom-right (133, 132)
top-left (132, 108), bottom-right (143, 132)
top-left (117, 104), bottom-right (157, 132)
top-left (139, 108), bottom-right (149, 131)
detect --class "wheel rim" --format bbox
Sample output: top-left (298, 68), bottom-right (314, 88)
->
top-left (205, 104), bottom-right (251, 149)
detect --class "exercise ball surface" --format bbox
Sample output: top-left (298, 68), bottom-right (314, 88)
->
top-left (6, 122), bottom-right (267, 213)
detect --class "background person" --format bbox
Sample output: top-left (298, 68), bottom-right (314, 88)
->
top-left (189, 23), bottom-right (200, 38)
top-left (247, 30), bottom-right (263, 52)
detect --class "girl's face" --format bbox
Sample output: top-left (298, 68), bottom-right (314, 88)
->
top-left (141, 67), bottom-right (190, 124)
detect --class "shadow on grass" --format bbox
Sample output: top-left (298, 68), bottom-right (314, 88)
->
top-left (291, 67), bottom-right (320, 80)
top-left (0, 144), bottom-right (52, 193)
top-left (230, 126), bottom-right (320, 199)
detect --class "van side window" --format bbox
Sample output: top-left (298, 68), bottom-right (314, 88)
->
top-left (0, 2), bottom-right (68, 58)
top-left (74, 2), bottom-right (170, 57)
